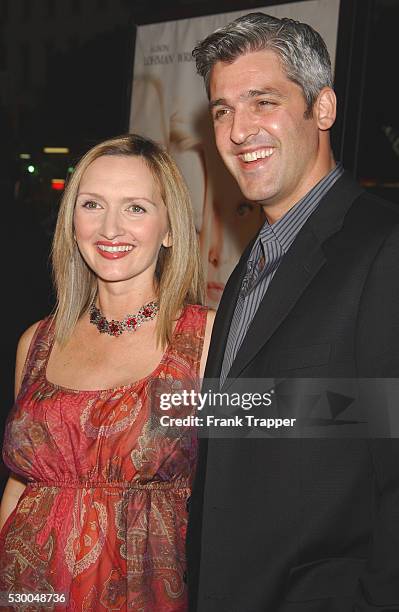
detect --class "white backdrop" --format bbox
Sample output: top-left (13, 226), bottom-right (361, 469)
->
top-left (129, 0), bottom-right (341, 307)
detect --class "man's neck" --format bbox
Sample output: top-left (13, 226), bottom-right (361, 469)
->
top-left (262, 157), bottom-right (337, 224)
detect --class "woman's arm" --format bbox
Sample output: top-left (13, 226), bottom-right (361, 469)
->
top-left (200, 309), bottom-right (216, 379)
top-left (0, 321), bottom-right (40, 531)
top-left (0, 474), bottom-right (27, 531)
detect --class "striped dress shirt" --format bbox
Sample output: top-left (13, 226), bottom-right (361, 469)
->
top-left (220, 163), bottom-right (344, 385)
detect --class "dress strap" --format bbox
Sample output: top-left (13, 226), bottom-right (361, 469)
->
top-left (169, 304), bottom-right (208, 377)
top-left (19, 316), bottom-right (54, 391)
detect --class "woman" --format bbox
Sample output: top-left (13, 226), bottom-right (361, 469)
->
top-left (0, 134), bottom-right (215, 610)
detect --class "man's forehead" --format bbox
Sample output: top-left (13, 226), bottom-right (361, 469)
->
top-left (210, 50), bottom-right (285, 86)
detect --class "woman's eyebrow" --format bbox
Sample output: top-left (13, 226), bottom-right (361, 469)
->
top-left (77, 193), bottom-right (157, 206)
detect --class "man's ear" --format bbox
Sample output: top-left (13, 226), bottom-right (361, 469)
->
top-left (315, 87), bottom-right (336, 131)
top-left (162, 231), bottom-right (172, 248)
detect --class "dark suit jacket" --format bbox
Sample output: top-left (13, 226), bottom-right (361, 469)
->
top-left (187, 173), bottom-right (399, 611)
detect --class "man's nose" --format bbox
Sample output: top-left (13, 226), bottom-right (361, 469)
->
top-left (230, 108), bottom-right (259, 145)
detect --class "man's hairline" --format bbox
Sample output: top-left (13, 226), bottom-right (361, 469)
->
top-left (205, 51), bottom-right (317, 117)
top-left (204, 47), bottom-right (311, 100)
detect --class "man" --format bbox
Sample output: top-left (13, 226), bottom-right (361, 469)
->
top-left (187, 12), bottom-right (399, 612)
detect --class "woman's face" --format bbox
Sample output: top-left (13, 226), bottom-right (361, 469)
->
top-left (74, 155), bottom-right (170, 289)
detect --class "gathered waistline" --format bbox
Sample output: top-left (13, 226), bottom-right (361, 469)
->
top-left (27, 480), bottom-right (190, 490)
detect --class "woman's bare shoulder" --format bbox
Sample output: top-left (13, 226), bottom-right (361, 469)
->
top-left (14, 320), bottom-right (43, 395)
top-left (206, 308), bottom-right (216, 326)
top-left (17, 321), bottom-right (42, 356)
top-left (200, 309), bottom-right (216, 378)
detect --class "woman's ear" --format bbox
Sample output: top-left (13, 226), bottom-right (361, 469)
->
top-left (162, 231), bottom-right (172, 248)
top-left (315, 87), bottom-right (336, 131)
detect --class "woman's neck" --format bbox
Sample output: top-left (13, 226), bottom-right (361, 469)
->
top-left (94, 279), bottom-right (158, 321)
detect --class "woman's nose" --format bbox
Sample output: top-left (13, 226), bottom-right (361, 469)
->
top-left (100, 210), bottom-right (124, 240)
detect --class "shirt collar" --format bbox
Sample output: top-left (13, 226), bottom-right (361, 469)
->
top-left (258, 163), bottom-right (344, 254)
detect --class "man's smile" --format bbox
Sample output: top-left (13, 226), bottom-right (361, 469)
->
top-left (238, 147), bottom-right (275, 163)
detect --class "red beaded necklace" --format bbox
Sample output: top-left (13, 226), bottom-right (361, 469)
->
top-left (89, 300), bottom-right (159, 337)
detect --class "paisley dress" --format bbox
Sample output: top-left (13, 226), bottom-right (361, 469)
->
top-left (0, 305), bottom-right (207, 611)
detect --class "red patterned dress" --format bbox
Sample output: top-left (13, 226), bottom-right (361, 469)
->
top-left (0, 305), bottom-right (207, 611)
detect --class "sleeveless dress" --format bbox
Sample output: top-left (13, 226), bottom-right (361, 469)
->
top-left (0, 304), bottom-right (207, 611)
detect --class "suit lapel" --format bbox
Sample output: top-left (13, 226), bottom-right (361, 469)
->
top-left (226, 226), bottom-right (325, 382)
top-left (223, 172), bottom-right (364, 384)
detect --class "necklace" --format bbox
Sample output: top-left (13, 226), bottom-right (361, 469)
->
top-left (89, 300), bottom-right (159, 337)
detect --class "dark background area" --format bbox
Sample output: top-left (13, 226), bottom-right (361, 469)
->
top-left (1, 0), bottom-right (398, 487)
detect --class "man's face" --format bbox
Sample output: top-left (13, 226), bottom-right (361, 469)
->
top-left (209, 50), bottom-right (322, 213)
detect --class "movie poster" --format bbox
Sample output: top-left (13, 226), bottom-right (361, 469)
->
top-left (129, 0), bottom-right (340, 307)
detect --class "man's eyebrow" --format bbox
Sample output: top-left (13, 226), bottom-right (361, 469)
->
top-left (246, 88), bottom-right (283, 98)
top-left (209, 88), bottom-right (284, 109)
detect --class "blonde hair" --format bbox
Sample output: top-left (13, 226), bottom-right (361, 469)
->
top-left (52, 134), bottom-right (204, 347)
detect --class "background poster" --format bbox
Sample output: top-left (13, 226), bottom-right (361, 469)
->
top-left (129, 0), bottom-right (340, 307)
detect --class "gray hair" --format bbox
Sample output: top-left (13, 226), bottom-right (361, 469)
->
top-left (192, 12), bottom-right (333, 115)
